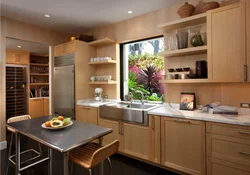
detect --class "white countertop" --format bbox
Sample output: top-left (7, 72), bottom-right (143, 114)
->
top-left (30, 97), bottom-right (49, 100)
top-left (77, 99), bottom-right (119, 108)
top-left (148, 103), bottom-right (250, 126)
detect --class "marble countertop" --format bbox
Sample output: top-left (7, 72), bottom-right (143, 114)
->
top-left (148, 104), bottom-right (250, 126)
top-left (77, 99), bottom-right (119, 108)
top-left (30, 97), bottom-right (49, 100)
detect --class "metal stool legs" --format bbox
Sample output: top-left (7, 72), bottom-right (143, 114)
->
top-left (5, 132), bottom-right (43, 175)
top-left (89, 169), bottom-right (92, 175)
top-left (107, 157), bottom-right (112, 174)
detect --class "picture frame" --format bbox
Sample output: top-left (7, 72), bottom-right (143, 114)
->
top-left (180, 92), bottom-right (196, 111)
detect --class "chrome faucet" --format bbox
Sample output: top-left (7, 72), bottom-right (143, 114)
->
top-left (134, 90), bottom-right (147, 105)
top-left (160, 94), bottom-right (165, 104)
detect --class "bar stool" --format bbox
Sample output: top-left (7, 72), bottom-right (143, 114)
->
top-left (6, 115), bottom-right (43, 175)
top-left (69, 140), bottom-right (119, 175)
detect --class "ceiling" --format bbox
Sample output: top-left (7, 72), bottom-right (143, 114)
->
top-left (1, 0), bottom-right (183, 35)
top-left (6, 38), bottom-right (49, 55)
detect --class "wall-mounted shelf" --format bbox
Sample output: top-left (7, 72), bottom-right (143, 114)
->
top-left (158, 13), bottom-right (207, 32)
top-left (160, 79), bottom-right (209, 84)
top-left (30, 73), bottom-right (49, 76)
top-left (30, 83), bottom-right (49, 86)
top-left (159, 46), bottom-right (207, 58)
top-left (89, 38), bottom-right (116, 47)
top-left (89, 81), bottom-right (117, 85)
top-left (88, 60), bottom-right (117, 65)
top-left (30, 63), bottom-right (49, 67)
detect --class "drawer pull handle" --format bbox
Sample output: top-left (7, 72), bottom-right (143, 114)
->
top-left (82, 107), bottom-right (90, 110)
top-left (239, 151), bottom-right (250, 156)
top-left (238, 131), bottom-right (250, 135)
top-left (174, 119), bottom-right (191, 124)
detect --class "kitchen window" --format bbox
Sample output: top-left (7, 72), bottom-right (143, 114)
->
top-left (121, 36), bottom-right (164, 102)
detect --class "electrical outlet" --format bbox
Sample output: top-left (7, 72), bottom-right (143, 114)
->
top-left (240, 103), bottom-right (250, 108)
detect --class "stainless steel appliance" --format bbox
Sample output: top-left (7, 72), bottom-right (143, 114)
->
top-left (54, 53), bottom-right (75, 118)
top-left (99, 102), bottom-right (160, 126)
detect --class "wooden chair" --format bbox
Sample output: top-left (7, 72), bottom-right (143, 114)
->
top-left (69, 140), bottom-right (119, 175)
top-left (6, 115), bottom-right (43, 175)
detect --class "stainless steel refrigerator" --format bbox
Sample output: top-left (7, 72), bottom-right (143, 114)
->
top-left (54, 53), bottom-right (75, 118)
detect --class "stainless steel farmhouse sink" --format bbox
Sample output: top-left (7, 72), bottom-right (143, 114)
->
top-left (99, 102), bottom-right (161, 126)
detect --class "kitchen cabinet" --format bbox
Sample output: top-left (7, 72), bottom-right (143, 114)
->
top-left (29, 99), bottom-right (44, 118)
top-left (6, 49), bottom-right (29, 65)
top-left (247, 0), bottom-right (250, 82)
top-left (161, 117), bottom-right (205, 175)
top-left (43, 98), bottom-right (50, 116)
top-left (97, 115), bottom-right (160, 163)
top-left (76, 106), bottom-right (98, 125)
top-left (54, 41), bottom-right (76, 56)
top-left (98, 118), bottom-right (121, 151)
top-left (207, 2), bottom-right (246, 82)
top-left (120, 115), bottom-right (161, 163)
top-left (206, 122), bottom-right (250, 175)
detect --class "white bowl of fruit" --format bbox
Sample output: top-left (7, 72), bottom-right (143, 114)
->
top-left (42, 116), bottom-right (73, 130)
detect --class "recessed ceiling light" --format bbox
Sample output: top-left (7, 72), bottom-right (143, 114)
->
top-left (17, 45), bottom-right (22, 48)
top-left (128, 10), bottom-right (133, 14)
top-left (44, 14), bottom-right (50, 18)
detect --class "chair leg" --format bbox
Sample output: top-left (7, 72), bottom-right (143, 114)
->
top-left (6, 132), bottom-right (14, 175)
top-left (70, 162), bottom-right (74, 175)
top-left (89, 169), bottom-right (92, 175)
top-left (107, 157), bottom-right (112, 174)
top-left (38, 143), bottom-right (43, 156)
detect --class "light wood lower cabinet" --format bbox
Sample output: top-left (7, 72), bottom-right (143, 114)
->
top-left (97, 118), bottom-right (121, 151)
top-left (97, 115), bottom-right (160, 163)
top-left (206, 122), bottom-right (250, 175)
top-left (29, 99), bottom-right (44, 118)
top-left (76, 106), bottom-right (98, 125)
top-left (161, 117), bottom-right (206, 175)
top-left (43, 98), bottom-right (49, 116)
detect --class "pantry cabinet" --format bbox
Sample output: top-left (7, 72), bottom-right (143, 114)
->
top-left (206, 122), bottom-right (250, 175)
top-left (54, 41), bottom-right (76, 56)
top-left (29, 99), bottom-right (44, 118)
top-left (43, 98), bottom-right (50, 116)
top-left (6, 49), bottom-right (29, 65)
top-left (161, 117), bottom-right (206, 175)
top-left (207, 1), bottom-right (246, 82)
top-left (76, 106), bottom-right (98, 125)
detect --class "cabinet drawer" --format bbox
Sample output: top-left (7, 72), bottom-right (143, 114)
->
top-left (207, 134), bottom-right (250, 166)
top-left (207, 157), bottom-right (250, 175)
top-left (207, 122), bottom-right (250, 140)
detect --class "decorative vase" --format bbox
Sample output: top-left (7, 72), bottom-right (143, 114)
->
top-left (201, 1), bottom-right (220, 13)
top-left (177, 2), bottom-right (195, 18)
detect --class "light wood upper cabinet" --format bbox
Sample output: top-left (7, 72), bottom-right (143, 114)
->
top-left (29, 99), bottom-right (44, 118)
top-left (161, 117), bottom-right (205, 175)
top-left (98, 118), bottom-right (121, 151)
top-left (6, 49), bottom-right (29, 65)
top-left (54, 41), bottom-right (76, 56)
top-left (43, 98), bottom-right (50, 116)
top-left (207, 2), bottom-right (246, 82)
top-left (76, 106), bottom-right (98, 125)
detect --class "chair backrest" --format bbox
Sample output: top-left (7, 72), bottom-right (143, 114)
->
top-left (90, 140), bottom-right (119, 168)
top-left (7, 115), bottom-right (31, 124)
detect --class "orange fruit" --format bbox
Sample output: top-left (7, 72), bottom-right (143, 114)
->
top-left (45, 121), bottom-right (51, 127)
top-left (58, 116), bottom-right (64, 121)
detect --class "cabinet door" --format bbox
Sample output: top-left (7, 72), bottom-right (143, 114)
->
top-left (6, 50), bottom-right (29, 65)
top-left (43, 98), bottom-right (50, 116)
top-left (208, 2), bottom-right (246, 82)
top-left (54, 41), bottom-right (76, 56)
top-left (76, 106), bottom-right (98, 125)
top-left (161, 117), bottom-right (205, 175)
top-left (29, 99), bottom-right (44, 118)
top-left (98, 118), bottom-right (121, 151)
top-left (247, 0), bottom-right (250, 82)
top-left (121, 123), bottom-right (151, 161)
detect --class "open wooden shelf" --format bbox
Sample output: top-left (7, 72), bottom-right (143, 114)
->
top-left (89, 81), bottom-right (117, 85)
top-left (30, 83), bottom-right (49, 86)
top-left (160, 79), bottom-right (209, 84)
top-left (159, 46), bottom-right (207, 58)
top-left (88, 60), bottom-right (117, 65)
top-left (30, 63), bottom-right (49, 67)
top-left (158, 13), bottom-right (207, 32)
top-left (30, 73), bottom-right (49, 76)
top-left (89, 38), bottom-right (116, 47)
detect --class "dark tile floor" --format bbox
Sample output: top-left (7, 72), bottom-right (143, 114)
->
top-left (1, 131), bottom-right (179, 175)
